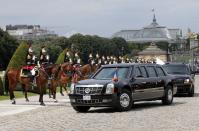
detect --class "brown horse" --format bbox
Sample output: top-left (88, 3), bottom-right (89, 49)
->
top-left (50, 62), bottom-right (73, 101)
top-left (58, 63), bottom-right (73, 96)
top-left (35, 67), bottom-right (49, 105)
top-left (72, 64), bottom-right (99, 83)
top-left (7, 66), bottom-right (48, 105)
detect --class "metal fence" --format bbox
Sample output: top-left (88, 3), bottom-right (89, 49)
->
top-left (171, 51), bottom-right (192, 63)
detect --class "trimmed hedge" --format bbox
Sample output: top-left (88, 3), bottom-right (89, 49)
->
top-left (0, 77), bottom-right (3, 95)
top-left (7, 41), bottom-right (29, 70)
top-left (56, 48), bottom-right (69, 64)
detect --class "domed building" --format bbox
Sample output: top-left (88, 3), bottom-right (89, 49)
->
top-left (113, 14), bottom-right (182, 44)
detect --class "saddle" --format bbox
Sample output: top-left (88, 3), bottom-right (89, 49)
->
top-left (20, 65), bottom-right (35, 77)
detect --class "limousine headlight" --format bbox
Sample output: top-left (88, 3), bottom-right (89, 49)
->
top-left (106, 83), bottom-right (115, 94)
top-left (70, 83), bottom-right (75, 94)
top-left (184, 78), bottom-right (191, 84)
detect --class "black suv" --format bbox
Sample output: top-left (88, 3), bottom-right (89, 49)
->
top-left (163, 62), bottom-right (196, 96)
top-left (69, 63), bottom-right (177, 112)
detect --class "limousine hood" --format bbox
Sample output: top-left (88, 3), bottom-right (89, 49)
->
top-left (172, 74), bottom-right (191, 79)
top-left (77, 79), bottom-right (113, 86)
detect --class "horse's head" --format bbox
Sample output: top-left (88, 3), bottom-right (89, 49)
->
top-left (61, 62), bottom-right (73, 74)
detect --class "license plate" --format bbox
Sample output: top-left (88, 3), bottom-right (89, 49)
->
top-left (83, 95), bottom-right (91, 100)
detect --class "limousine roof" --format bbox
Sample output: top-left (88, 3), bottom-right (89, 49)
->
top-left (101, 63), bottom-right (161, 67)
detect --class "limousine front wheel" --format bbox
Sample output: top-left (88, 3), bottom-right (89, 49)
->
top-left (162, 85), bottom-right (173, 105)
top-left (116, 89), bottom-right (133, 111)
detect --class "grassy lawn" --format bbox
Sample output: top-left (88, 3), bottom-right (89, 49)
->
top-left (0, 91), bottom-right (37, 101)
top-left (0, 86), bottom-right (70, 101)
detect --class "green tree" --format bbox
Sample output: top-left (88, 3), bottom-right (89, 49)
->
top-left (7, 41), bottom-right (29, 70)
top-left (0, 77), bottom-right (3, 95)
top-left (0, 28), bottom-right (19, 69)
top-left (56, 48), bottom-right (69, 64)
top-left (48, 44), bottom-right (62, 63)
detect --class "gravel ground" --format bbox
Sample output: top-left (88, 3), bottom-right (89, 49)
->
top-left (0, 76), bottom-right (199, 131)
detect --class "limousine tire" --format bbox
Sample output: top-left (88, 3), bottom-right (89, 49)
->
top-left (116, 89), bottom-right (133, 112)
top-left (162, 85), bottom-right (173, 105)
top-left (73, 106), bottom-right (90, 113)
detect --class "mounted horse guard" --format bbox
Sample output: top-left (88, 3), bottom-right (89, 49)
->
top-left (107, 56), bottom-right (110, 64)
top-left (39, 46), bottom-right (50, 66)
top-left (88, 53), bottom-right (93, 64)
top-left (64, 50), bottom-right (71, 63)
top-left (71, 52), bottom-right (82, 83)
top-left (121, 57), bottom-right (125, 63)
top-left (101, 56), bottom-right (107, 65)
top-left (113, 57), bottom-right (118, 64)
top-left (21, 46), bottom-right (37, 86)
top-left (118, 56), bottom-right (122, 63)
top-left (39, 46), bottom-right (53, 87)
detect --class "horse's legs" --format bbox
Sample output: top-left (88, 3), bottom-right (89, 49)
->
top-left (10, 90), bottom-right (16, 104)
top-left (60, 85), bottom-right (64, 96)
top-left (39, 93), bottom-right (45, 106)
top-left (48, 85), bottom-right (52, 98)
top-left (9, 82), bottom-right (16, 104)
top-left (53, 86), bottom-right (58, 103)
top-left (39, 85), bottom-right (45, 106)
top-left (64, 84), bottom-right (68, 94)
top-left (24, 85), bottom-right (29, 102)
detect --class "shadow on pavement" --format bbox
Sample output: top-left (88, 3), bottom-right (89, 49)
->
top-left (87, 101), bottom-right (186, 113)
top-left (174, 93), bottom-right (199, 98)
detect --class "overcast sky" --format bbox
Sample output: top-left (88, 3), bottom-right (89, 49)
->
top-left (0, 0), bottom-right (199, 37)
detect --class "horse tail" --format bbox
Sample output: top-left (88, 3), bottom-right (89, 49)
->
top-left (4, 71), bottom-right (9, 95)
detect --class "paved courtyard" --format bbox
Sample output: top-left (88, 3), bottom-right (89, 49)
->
top-left (0, 76), bottom-right (199, 131)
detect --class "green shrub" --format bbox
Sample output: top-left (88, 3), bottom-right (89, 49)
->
top-left (7, 41), bottom-right (29, 70)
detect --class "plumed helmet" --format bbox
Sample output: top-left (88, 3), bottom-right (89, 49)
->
top-left (66, 51), bottom-right (70, 56)
top-left (89, 53), bottom-right (92, 58)
top-left (28, 47), bottom-right (33, 53)
top-left (75, 53), bottom-right (78, 57)
top-left (96, 53), bottom-right (99, 58)
top-left (42, 48), bottom-right (46, 53)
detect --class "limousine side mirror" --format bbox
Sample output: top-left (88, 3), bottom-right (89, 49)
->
top-left (136, 75), bottom-right (144, 78)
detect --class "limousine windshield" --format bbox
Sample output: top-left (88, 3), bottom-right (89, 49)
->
top-left (163, 64), bottom-right (190, 75)
top-left (94, 67), bottom-right (130, 80)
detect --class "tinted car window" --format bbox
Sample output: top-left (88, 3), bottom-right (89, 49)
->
top-left (94, 67), bottom-right (129, 80)
top-left (163, 64), bottom-right (190, 75)
top-left (147, 66), bottom-right (157, 77)
top-left (156, 67), bottom-right (165, 76)
top-left (140, 66), bottom-right (148, 78)
top-left (135, 67), bottom-right (142, 77)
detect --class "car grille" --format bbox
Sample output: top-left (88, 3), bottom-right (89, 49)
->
top-left (76, 99), bottom-right (102, 104)
top-left (75, 86), bottom-right (103, 95)
top-left (175, 79), bottom-right (184, 84)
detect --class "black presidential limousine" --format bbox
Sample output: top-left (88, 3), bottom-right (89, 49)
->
top-left (69, 63), bottom-right (177, 112)
top-left (163, 62), bottom-right (197, 96)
